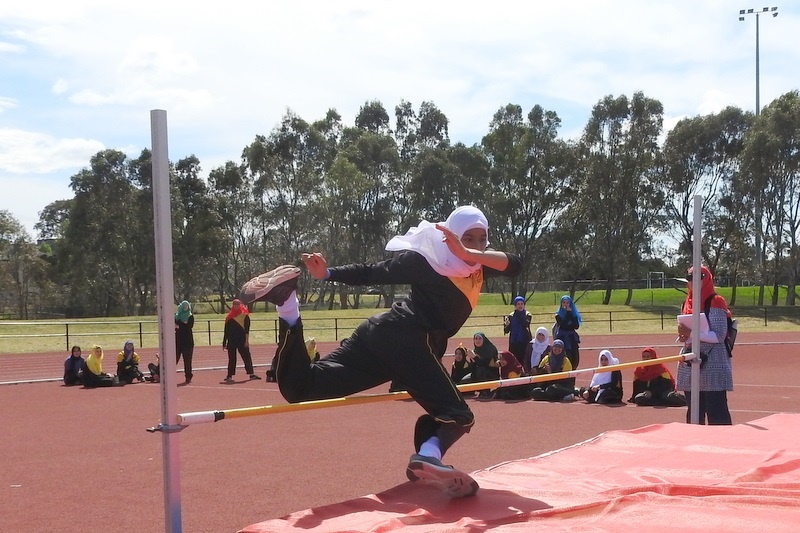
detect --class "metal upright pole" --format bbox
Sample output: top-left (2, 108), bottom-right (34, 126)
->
top-left (690, 195), bottom-right (702, 425)
top-left (151, 109), bottom-right (182, 533)
top-left (755, 12), bottom-right (760, 115)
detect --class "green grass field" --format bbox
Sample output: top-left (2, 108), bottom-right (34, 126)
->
top-left (1, 288), bottom-right (798, 354)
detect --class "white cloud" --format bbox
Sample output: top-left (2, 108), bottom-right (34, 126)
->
top-left (0, 129), bottom-right (104, 173)
top-left (0, 41), bottom-right (25, 53)
top-left (51, 78), bottom-right (68, 95)
top-left (0, 97), bottom-right (18, 113)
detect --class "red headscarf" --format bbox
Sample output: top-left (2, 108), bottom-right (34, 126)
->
top-left (498, 350), bottom-right (524, 379)
top-left (225, 299), bottom-right (249, 327)
top-left (681, 266), bottom-right (729, 316)
top-left (634, 347), bottom-right (674, 388)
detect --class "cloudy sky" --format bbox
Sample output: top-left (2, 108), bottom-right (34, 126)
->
top-left (1, 0), bottom-right (797, 237)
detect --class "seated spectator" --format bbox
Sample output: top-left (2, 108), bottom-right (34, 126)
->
top-left (577, 349), bottom-right (623, 404)
top-left (494, 350), bottom-right (530, 400)
top-left (469, 332), bottom-right (499, 397)
top-left (63, 345), bottom-right (85, 386)
top-left (306, 338), bottom-right (321, 363)
top-left (629, 347), bottom-right (687, 407)
top-left (82, 345), bottom-right (116, 388)
top-left (117, 340), bottom-right (145, 384)
top-left (530, 339), bottom-right (576, 402)
top-left (450, 344), bottom-right (473, 384)
top-left (524, 327), bottom-right (551, 374)
top-left (147, 353), bottom-right (160, 383)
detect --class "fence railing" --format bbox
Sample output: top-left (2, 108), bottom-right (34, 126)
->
top-left (1, 306), bottom-right (798, 354)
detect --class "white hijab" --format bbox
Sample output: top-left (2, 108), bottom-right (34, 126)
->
top-left (589, 349), bottom-right (619, 387)
top-left (385, 205), bottom-right (489, 277)
top-left (529, 326), bottom-right (550, 368)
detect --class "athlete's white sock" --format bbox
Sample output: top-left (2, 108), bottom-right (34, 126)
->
top-left (419, 436), bottom-right (442, 461)
top-left (276, 291), bottom-right (300, 327)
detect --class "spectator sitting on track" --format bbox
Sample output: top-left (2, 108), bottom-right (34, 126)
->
top-left (524, 327), bottom-right (551, 374)
top-left (450, 344), bottom-right (473, 384)
top-left (469, 332), bottom-right (499, 397)
top-left (306, 338), bottom-right (321, 363)
top-left (576, 349), bottom-right (623, 404)
top-left (117, 340), bottom-right (145, 384)
top-left (629, 347), bottom-right (686, 407)
top-left (147, 353), bottom-right (161, 383)
top-left (493, 350), bottom-right (530, 400)
top-left (82, 345), bottom-right (116, 388)
top-left (530, 339), bottom-right (576, 402)
top-left (63, 345), bottom-right (85, 386)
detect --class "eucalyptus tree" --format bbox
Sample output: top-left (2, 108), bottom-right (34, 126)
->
top-left (741, 91), bottom-right (800, 305)
top-left (244, 110), bottom-right (332, 273)
top-left (172, 155), bottom-right (221, 302)
top-left (35, 199), bottom-right (73, 241)
top-left (207, 161), bottom-right (257, 306)
top-left (125, 149), bottom-right (158, 314)
top-left (393, 100), bottom-right (451, 231)
top-left (662, 107), bottom-right (751, 282)
top-left (0, 211), bottom-right (46, 318)
top-left (481, 104), bottom-right (576, 299)
top-left (54, 149), bottom-right (153, 316)
top-left (576, 92), bottom-right (665, 304)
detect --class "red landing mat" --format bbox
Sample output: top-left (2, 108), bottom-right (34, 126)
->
top-left (241, 413), bottom-right (800, 533)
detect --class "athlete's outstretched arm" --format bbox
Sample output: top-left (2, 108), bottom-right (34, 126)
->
top-left (435, 224), bottom-right (509, 271)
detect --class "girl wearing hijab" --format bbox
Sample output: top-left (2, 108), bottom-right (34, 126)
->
top-left (530, 339), bottom-right (576, 401)
top-left (503, 296), bottom-right (532, 366)
top-left (676, 266), bottom-right (733, 424)
top-left (245, 205), bottom-right (522, 498)
top-left (174, 300), bottom-right (195, 383)
top-left (470, 332), bottom-right (500, 385)
top-left (494, 350), bottom-right (530, 400)
top-left (577, 350), bottom-right (623, 404)
top-left (83, 345), bottom-right (116, 388)
top-left (63, 345), bottom-right (85, 386)
top-left (554, 295), bottom-right (582, 369)
top-left (450, 344), bottom-right (473, 385)
top-left (629, 347), bottom-right (686, 407)
top-left (117, 340), bottom-right (145, 384)
top-left (222, 299), bottom-right (261, 383)
top-left (524, 326), bottom-right (551, 374)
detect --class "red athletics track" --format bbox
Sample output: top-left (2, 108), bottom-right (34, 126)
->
top-left (1, 331), bottom-right (798, 533)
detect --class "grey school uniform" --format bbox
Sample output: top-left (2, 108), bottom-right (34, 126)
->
top-left (676, 306), bottom-right (733, 392)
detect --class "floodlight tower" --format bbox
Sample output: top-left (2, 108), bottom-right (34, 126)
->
top-left (739, 6), bottom-right (778, 115)
top-left (739, 7), bottom-right (778, 297)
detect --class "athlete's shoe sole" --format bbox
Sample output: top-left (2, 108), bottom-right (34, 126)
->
top-left (406, 453), bottom-right (479, 498)
top-left (238, 265), bottom-right (301, 305)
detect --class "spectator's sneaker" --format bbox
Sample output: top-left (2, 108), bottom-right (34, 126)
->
top-left (406, 454), bottom-right (479, 498)
top-left (223, 376), bottom-right (234, 384)
top-left (249, 374), bottom-right (262, 380)
top-left (238, 265), bottom-right (301, 305)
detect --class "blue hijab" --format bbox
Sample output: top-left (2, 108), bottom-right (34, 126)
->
top-left (556, 295), bottom-right (582, 325)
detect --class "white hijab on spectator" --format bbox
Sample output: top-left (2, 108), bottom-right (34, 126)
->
top-left (589, 349), bottom-right (619, 387)
top-left (529, 327), bottom-right (550, 368)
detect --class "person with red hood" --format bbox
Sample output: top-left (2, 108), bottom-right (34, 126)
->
top-left (675, 266), bottom-right (733, 424)
top-left (221, 299), bottom-right (261, 383)
top-left (629, 347), bottom-right (686, 407)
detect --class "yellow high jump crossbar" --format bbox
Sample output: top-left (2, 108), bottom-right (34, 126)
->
top-left (162, 353), bottom-right (694, 429)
